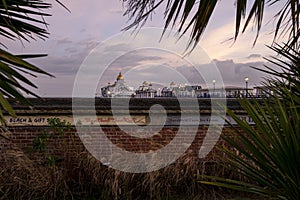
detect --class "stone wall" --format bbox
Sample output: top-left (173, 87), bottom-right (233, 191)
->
top-left (4, 125), bottom-right (239, 166)
top-left (1, 98), bottom-right (249, 164)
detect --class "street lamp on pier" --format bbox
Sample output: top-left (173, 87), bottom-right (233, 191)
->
top-left (212, 79), bottom-right (216, 97)
top-left (245, 76), bottom-right (249, 97)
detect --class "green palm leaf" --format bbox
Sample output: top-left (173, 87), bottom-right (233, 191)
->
top-left (200, 95), bottom-right (300, 199)
top-left (252, 42), bottom-right (300, 103)
top-left (199, 39), bottom-right (300, 199)
top-left (0, 0), bottom-right (67, 137)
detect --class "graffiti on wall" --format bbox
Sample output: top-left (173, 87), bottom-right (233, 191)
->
top-left (5, 115), bottom-right (254, 127)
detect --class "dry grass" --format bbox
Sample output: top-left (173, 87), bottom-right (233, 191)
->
top-left (0, 146), bottom-right (70, 199)
top-left (75, 149), bottom-right (249, 200)
top-left (0, 129), bottom-right (255, 200)
top-left (0, 145), bottom-right (237, 199)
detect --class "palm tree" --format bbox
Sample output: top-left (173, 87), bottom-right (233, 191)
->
top-left (255, 43), bottom-right (300, 104)
top-left (122, 0), bottom-right (299, 51)
top-left (0, 0), bottom-right (67, 129)
top-left (200, 42), bottom-right (300, 199)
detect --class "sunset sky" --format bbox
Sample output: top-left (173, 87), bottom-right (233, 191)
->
top-left (4, 0), bottom-right (284, 97)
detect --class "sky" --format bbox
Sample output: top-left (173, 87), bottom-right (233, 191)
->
top-left (4, 0), bottom-right (284, 97)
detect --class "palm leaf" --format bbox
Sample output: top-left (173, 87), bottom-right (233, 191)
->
top-left (0, 49), bottom-right (52, 76)
top-left (122, 0), bottom-right (299, 51)
top-left (0, 0), bottom-right (68, 128)
top-left (200, 95), bottom-right (300, 199)
top-left (252, 42), bottom-right (300, 103)
top-left (0, 0), bottom-right (51, 42)
top-left (199, 37), bottom-right (300, 199)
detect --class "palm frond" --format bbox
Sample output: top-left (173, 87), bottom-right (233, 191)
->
top-left (200, 36), bottom-right (300, 199)
top-left (122, 0), bottom-right (299, 51)
top-left (252, 42), bottom-right (300, 103)
top-left (0, 0), bottom-right (68, 127)
top-left (200, 95), bottom-right (300, 199)
top-left (0, 0), bottom-right (51, 41)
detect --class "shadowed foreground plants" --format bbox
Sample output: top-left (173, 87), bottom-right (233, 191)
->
top-left (1, 125), bottom-right (255, 200)
top-left (200, 95), bottom-right (300, 200)
top-left (253, 42), bottom-right (300, 105)
top-left (57, 149), bottom-right (259, 200)
top-left (0, 0), bottom-right (68, 130)
top-left (0, 144), bottom-right (242, 199)
top-left (0, 146), bottom-right (71, 199)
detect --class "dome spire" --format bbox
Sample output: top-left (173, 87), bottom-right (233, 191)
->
top-left (117, 72), bottom-right (124, 80)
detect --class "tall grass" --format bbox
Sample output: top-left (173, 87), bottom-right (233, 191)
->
top-left (0, 144), bottom-right (71, 199)
top-left (1, 136), bottom-right (252, 199)
top-left (0, 119), bottom-right (263, 199)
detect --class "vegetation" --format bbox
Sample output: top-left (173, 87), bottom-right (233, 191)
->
top-left (0, 0), bottom-right (299, 199)
top-left (28, 118), bottom-right (72, 166)
top-left (256, 43), bottom-right (300, 104)
top-left (122, 0), bottom-right (299, 51)
top-left (0, 148), bottom-right (221, 199)
top-left (0, 119), bottom-right (249, 199)
top-left (0, 0), bottom-right (68, 129)
top-left (202, 96), bottom-right (300, 199)
top-left (198, 41), bottom-right (300, 199)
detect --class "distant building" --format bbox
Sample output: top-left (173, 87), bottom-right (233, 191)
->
top-left (172, 84), bottom-right (195, 98)
top-left (192, 85), bottom-right (202, 97)
top-left (100, 72), bottom-right (134, 98)
top-left (135, 81), bottom-right (157, 98)
top-left (199, 86), bottom-right (253, 98)
top-left (253, 86), bottom-right (272, 98)
top-left (97, 74), bottom-right (263, 98)
top-left (224, 86), bottom-right (253, 98)
top-left (160, 82), bottom-right (202, 98)
top-left (161, 87), bottom-right (174, 97)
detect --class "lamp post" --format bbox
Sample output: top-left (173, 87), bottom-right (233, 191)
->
top-left (245, 76), bottom-right (249, 97)
top-left (212, 79), bottom-right (216, 97)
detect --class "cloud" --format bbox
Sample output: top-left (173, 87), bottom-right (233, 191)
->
top-left (30, 38), bottom-right (100, 75)
top-left (56, 38), bottom-right (73, 45)
top-left (28, 74), bottom-right (76, 97)
top-left (31, 55), bottom-right (80, 75)
top-left (77, 39), bottom-right (99, 50)
top-left (212, 59), bottom-right (272, 87)
top-left (11, 0), bottom-right (283, 97)
top-left (109, 9), bottom-right (124, 14)
top-left (247, 54), bottom-right (261, 59)
top-left (105, 49), bottom-right (164, 69)
top-left (64, 47), bottom-right (78, 54)
top-left (173, 59), bottom-right (273, 88)
top-left (103, 43), bottom-right (132, 54)
top-left (97, 50), bottom-right (165, 85)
